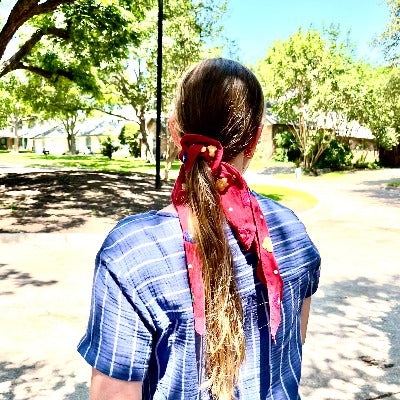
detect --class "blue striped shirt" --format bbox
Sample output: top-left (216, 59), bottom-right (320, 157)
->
top-left (78, 193), bottom-right (321, 399)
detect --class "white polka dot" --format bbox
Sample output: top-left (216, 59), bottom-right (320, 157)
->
top-left (228, 207), bottom-right (233, 212)
top-left (260, 215), bottom-right (264, 219)
top-left (273, 269), bottom-right (278, 275)
top-left (188, 264), bottom-right (193, 269)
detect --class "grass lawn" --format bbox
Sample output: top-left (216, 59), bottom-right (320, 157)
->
top-left (0, 152), bottom-right (181, 174)
top-left (250, 184), bottom-right (318, 214)
top-left (387, 180), bottom-right (400, 187)
top-left (0, 151), bottom-right (291, 174)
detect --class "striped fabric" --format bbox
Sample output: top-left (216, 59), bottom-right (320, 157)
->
top-left (78, 193), bottom-right (321, 399)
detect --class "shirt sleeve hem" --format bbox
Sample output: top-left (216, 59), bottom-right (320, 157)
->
top-left (77, 344), bottom-right (147, 382)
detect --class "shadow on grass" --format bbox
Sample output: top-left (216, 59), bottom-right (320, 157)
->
top-left (262, 193), bottom-right (284, 202)
top-left (0, 171), bottom-right (173, 233)
top-left (301, 276), bottom-right (400, 400)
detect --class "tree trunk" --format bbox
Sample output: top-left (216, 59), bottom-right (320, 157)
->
top-left (13, 115), bottom-right (19, 153)
top-left (63, 114), bottom-right (78, 154)
top-left (164, 133), bottom-right (179, 180)
top-left (68, 133), bottom-right (77, 154)
top-left (139, 115), bottom-right (155, 163)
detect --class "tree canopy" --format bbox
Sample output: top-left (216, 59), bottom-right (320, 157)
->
top-left (1, 0), bottom-right (225, 155)
top-left (256, 28), bottom-right (365, 170)
top-left (0, 0), bottom-right (78, 76)
top-left (379, 0), bottom-right (400, 64)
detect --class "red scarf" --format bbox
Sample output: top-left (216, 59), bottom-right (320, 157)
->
top-left (171, 134), bottom-right (283, 342)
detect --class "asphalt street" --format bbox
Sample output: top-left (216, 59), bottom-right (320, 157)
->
top-left (0, 167), bottom-right (399, 399)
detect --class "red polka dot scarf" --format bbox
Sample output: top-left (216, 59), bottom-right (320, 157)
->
top-left (171, 134), bottom-right (283, 342)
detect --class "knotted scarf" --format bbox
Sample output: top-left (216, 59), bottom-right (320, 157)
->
top-left (171, 134), bottom-right (283, 342)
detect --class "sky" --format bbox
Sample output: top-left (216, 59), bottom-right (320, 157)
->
top-left (219, 0), bottom-right (391, 65)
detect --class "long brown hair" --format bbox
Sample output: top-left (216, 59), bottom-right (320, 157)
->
top-left (174, 58), bottom-right (264, 399)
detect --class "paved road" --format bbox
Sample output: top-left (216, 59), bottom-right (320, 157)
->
top-left (0, 168), bottom-right (399, 399)
top-left (276, 169), bottom-right (400, 400)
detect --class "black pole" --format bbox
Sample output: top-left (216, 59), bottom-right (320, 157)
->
top-left (155, 0), bottom-right (163, 189)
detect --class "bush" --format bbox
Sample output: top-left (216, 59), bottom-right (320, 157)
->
top-left (119, 123), bottom-right (141, 157)
top-left (273, 130), bottom-right (301, 164)
top-left (316, 139), bottom-right (353, 169)
top-left (354, 159), bottom-right (381, 169)
top-left (101, 136), bottom-right (119, 160)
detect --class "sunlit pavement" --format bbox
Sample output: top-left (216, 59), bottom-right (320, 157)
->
top-left (0, 168), bottom-right (399, 399)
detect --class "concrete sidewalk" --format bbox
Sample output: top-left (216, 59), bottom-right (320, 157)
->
top-left (0, 168), bottom-right (399, 399)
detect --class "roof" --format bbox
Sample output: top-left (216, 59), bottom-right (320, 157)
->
top-left (263, 109), bottom-right (374, 140)
top-left (0, 117), bottom-right (127, 140)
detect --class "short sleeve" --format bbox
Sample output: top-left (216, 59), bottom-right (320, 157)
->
top-left (305, 264), bottom-right (321, 298)
top-left (77, 252), bottom-right (153, 381)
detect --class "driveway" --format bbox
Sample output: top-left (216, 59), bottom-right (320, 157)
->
top-left (0, 168), bottom-right (399, 399)
top-left (281, 169), bottom-right (400, 400)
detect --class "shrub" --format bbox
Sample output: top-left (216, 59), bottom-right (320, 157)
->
top-left (101, 136), bottom-right (119, 160)
top-left (316, 139), bottom-right (353, 169)
top-left (273, 130), bottom-right (301, 164)
top-left (119, 123), bottom-right (141, 157)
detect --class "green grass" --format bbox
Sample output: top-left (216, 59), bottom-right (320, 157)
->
top-left (250, 184), bottom-right (318, 214)
top-left (387, 180), bottom-right (400, 187)
top-left (0, 152), bottom-right (295, 176)
top-left (0, 152), bottom-right (181, 174)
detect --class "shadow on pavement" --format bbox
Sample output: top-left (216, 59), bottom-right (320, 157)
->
top-left (259, 166), bottom-right (295, 175)
top-left (302, 277), bottom-right (400, 400)
top-left (0, 264), bottom-right (58, 295)
top-left (0, 171), bottom-right (173, 233)
top-left (0, 361), bottom-right (89, 399)
top-left (351, 178), bottom-right (400, 207)
top-left (63, 382), bottom-right (90, 399)
top-left (0, 361), bottom-right (40, 399)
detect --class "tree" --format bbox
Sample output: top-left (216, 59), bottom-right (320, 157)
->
top-left (26, 75), bottom-right (95, 153)
top-left (2, 0), bottom-right (226, 162)
top-left (359, 65), bottom-right (400, 150)
top-left (378, 0), bottom-right (400, 64)
top-left (0, 0), bottom-right (78, 77)
top-left (256, 28), bottom-right (365, 171)
top-left (101, 136), bottom-right (119, 159)
top-left (0, 0), bottom-right (150, 81)
top-left (0, 74), bottom-right (36, 152)
top-left (119, 123), bottom-right (141, 157)
top-left (101, 0), bottom-right (226, 162)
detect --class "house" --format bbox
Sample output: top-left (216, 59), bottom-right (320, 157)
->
top-left (0, 117), bottom-right (126, 155)
top-left (31, 118), bottom-right (126, 155)
top-left (262, 111), bottom-right (377, 163)
top-left (0, 125), bottom-right (32, 151)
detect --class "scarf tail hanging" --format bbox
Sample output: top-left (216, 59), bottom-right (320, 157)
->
top-left (171, 134), bottom-right (283, 342)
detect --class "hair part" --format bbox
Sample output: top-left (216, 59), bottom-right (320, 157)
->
top-left (175, 58), bottom-right (264, 399)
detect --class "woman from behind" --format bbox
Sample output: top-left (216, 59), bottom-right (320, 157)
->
top-left (79, 58), bottom-right (321, 400)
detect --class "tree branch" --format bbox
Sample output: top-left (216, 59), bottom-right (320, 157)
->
top-left (14, 62), bottom-right (74, 81)
top-left (0, 27), bottom-right (70, 78)
top-left (0, 0), bottom-right (76, 61)
top-left (88, 107), bottom-right (135, 122)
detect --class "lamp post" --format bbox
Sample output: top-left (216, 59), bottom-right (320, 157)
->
top-left (155, 0), bottom-right (163, 189)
